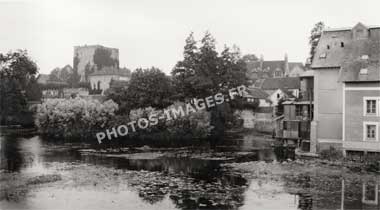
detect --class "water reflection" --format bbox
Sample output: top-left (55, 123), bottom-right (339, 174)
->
top-left (280, 174), bottom-right (380, 210)
top-left (1, 134), bottom-right (249, 209)
top-left (1, 134), bottom-right (379, 210)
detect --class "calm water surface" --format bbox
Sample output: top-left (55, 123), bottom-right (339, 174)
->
top-left (0, 133), bottom-right (379, 210)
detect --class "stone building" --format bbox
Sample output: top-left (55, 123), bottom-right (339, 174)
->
top-left (74, 45), bottom-right (119, 82)
top-left (88, 67), bottom-right (131, 95)
top-left (311, 22), bottom-right (380, 154)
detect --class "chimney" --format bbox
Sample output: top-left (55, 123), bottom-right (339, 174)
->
top-left (284, 53), bottom-right (290, 77)
top-left (260, 54), bottom-right (264, 70)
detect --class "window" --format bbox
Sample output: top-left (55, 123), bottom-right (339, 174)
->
top-left (274, 71), bottom-right (282, 77)
top-left (363, 97), bottom-right (379, 116)
top-left (367, 125), bottom-right (376, 139)
top-left (327, 45), bottom-right (330, 50)
top-left (340, 42), bottom-right (344, 47)
top-left (363, 122), bottom-right (379, 141)
top-left (319, 53), bottom-right (327, 59)
top-left (367, 100), bottom-right (376, 114)
top-left (296, 105), bottom-right (302, 117)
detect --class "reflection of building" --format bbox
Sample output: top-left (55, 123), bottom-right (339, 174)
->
top-left (88, 67), bottom-right (131, 95)
top-left (362, 182), bottom-right (379, 205)
top-left (341, 179), bottom-right (380, 209)
top-left (311, 23), bottom-right (380, 154)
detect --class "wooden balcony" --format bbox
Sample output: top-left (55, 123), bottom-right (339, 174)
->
top-left (299, 89), bottom-right (314, 101)
top-left (282, 120), bottom-right (311, 140)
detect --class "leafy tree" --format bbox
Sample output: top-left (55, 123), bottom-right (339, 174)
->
top-left (172, 32), bottom-right (248, 99)
top-left (59, 65), bottom-right (73, 81)
top-left (309, 21), bottom-right (325, 63)
top-left (49, 68), bottom-right (61, 81)
top-left (84, 62), bottom-right (95, 81)
top-left (219, 45), bottom-right (247, 92)
top-left (0, 50), bottom-right (38, 125)
top-left (171, 32), bottom-right (199, 100)
top-left (241, 54), bottom-right (259, 63)
top-left (25, 75), bottom-right (42, 101)
top-left (106, 67), bottom-right (173, 114)
top-left (67, 69), bottom-right (81, 88)
top-left (171, 32), bottom-right (249, 145)
top-left (93, 47), bottom-right (118, 70)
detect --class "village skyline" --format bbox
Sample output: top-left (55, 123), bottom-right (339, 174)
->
top-left (1, 0), bottom-right (379, 74)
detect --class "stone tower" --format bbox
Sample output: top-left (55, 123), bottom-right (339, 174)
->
top-left (73, 45), bottom-right (119, 82)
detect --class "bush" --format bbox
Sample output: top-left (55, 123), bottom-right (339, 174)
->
top-left (119, 102), bottom-right (212, 146)
top-left (35, 97), bottom-right (118, 140)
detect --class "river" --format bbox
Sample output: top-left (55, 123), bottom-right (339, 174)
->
top-left (0, 131), bottom-right (379, 210)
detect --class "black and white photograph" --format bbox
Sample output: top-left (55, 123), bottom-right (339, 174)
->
top-left (0, 0), bottom-right (379, 209)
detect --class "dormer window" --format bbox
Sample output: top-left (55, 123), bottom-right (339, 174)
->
top-left (361, 55), bottom-right (369, 60)
top-left (341, 42), bottom-right (344, 47)
top-left (360, 68), bottom-right (368, 75)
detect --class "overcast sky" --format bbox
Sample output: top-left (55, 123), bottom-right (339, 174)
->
top-left (0, 0), bottom-right (379, 74)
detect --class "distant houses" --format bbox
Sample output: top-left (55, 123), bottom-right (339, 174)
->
top-left (239, 75), bottom-right (303, 133)
top-left (37, 73), bottom-right (69, 99)
top-left (311, 22), bottom-right (380, 155)
top-left (273, 71), bottom-right (314, 153)
top-left (246, 54), bottom-right (305, 84)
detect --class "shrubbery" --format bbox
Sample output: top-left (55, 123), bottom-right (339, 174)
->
top-left (35, 98), bottom-right (212, 146)
top-left (123, 102), bottom-right (212, 146)
top-left (35, 97), bottom-right (118, 140)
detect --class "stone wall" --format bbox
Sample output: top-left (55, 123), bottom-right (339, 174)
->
top-left (74, 45), bottom-right (119, 82)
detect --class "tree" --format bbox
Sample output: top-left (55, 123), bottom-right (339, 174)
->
top-left (93, 47), bottom-right (118, 70)
top-left (171, 32), bottom-right (199, 100)
top-left (59, 65), bottom-right (73, 82)
top-left (84, 62), bottom-right (95, 81)
top-left (171, 32), bottom-right (249, 145)
top-left (309, 21), bottom-right (325, 63)
top-left (67, 69), bottom-right (81, 88)
top-left (241, 54), bottom-right (259, 63)
top-left (172, 32), bottom-right (248, 99)
top-left (0, 50), bottom-right (38, 125)
top-left (25, 75), bottom-right (42, 101)
top-left (49, 67), bottom-right (61, 81)
top-left (219, 45), bottom-right (247, 92)
top-left (106, 67), bottom-right (173, 114)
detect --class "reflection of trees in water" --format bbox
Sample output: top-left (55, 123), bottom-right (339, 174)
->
top-left (1, 136), bottom-right (24, 171)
